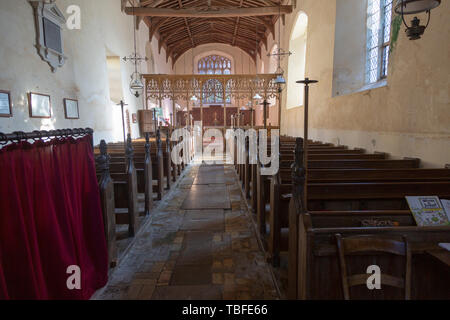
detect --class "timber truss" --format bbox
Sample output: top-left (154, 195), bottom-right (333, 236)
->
top-left (123, 0), bottom-right (293, 66)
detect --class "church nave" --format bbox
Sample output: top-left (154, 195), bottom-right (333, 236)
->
top-left (93, 163), bottom-right (280, 300)
top-left (0, 0), bottom-right (449, 304)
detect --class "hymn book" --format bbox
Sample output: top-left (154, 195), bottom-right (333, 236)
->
top-left (406, 196), bottom-right (450, 227)
top-left (441, 199), bottom-right (450, 221)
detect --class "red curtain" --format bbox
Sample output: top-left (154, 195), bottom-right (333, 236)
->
top-left (0, 136), bottom-right (108, 300)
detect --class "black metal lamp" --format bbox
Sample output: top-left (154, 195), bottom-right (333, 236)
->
top-left (123, 4), bottom-right (148, 97)
top-left (274, 66), bottom-right (287, 93)
top-left (268, 2), bottom-right (291, 93)
top-left (395, 0), bottom-right (441, 40)
top-left (129, 72), bottom-right (145, 98)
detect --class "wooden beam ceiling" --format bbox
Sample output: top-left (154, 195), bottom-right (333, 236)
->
top-left (125, 6), bottom-right (293, 18)
top-left (232, 0), bottom-right (244, 46)
top-left (129, 0), bottom-right (288, 65)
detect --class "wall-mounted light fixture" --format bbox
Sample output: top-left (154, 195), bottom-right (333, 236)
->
top-left (395, 0), bottom-right (441, 40)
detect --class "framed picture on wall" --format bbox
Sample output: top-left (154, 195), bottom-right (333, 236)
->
top-left (132, 113), bottom-right (137, 123)
top-left (64, 98), bottom-right (79, 119)
top-left (0, 90), bottom-right (12, 117)
top-left (28, 92), bottom-right (51, 118)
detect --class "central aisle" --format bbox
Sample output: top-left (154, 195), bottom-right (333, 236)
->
top-left (94, 162), bottom-right (279, 300)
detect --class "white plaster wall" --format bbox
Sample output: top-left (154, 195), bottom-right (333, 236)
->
top-left (257, 0), bottom-right (449, 168)
top-left (332, 0), bottom-right (367, 97)
top-left (146, 37), bottom-right (175, 121)
top-left (0, 0), bottom-right (173, 144)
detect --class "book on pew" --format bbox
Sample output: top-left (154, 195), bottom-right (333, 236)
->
top-left (441, 199), bottom-right (450, 221)
top-left (406, 196), bottom-right (450, 227)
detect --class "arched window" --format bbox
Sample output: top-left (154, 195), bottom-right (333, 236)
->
top-left (366, 0), bottom-right (393, 83)
top-left (202, 79), bottom-right (232, 104)
top-left (203, 79), bottom-right (222, 104)
top-left (287, 12), bottom-right (308, 109)
top-left (198, 55), bottom-right (232, 75)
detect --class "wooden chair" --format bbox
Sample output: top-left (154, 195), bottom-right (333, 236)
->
top-left (335, 234), bottom-right (412, 300)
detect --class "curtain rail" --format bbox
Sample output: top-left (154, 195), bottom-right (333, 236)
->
top-left (0, 128), bottom-right (94, 145)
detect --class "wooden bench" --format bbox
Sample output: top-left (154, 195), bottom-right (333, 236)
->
top-left (105, 134), bottom-right (154, 215)
top-left (293, 213), bottom-right (450, 299)
top-left (243, 138), bottom-right (341, 212)
top-left (133, 129), bottom-right (175, 190)
top-left (103, 135), bottom-right (140, 237)
top-left (279, 167), bottom-right (450, 183)
top-left (286, 138), bottom-right (450, 300)
top-left (95, 140), bottom-right (117, 268)
top-left (105, 131), bottom-right (165, 200)
top-left (257, 155), bottom-right (419, 240)
top-left (271, 179), bottom-right (450, 266)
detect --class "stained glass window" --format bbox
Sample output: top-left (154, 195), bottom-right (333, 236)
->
top-left (198, 55), bottom-right (232, 75)
top-left (197, 55), bottom-right (232, 104)
top-left (201, 79), bottom-right (231, 104)
top-left (366, 0), bottom-right (393, 84)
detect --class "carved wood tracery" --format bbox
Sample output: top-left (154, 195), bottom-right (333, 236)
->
top-left (143, 74), bottom-right (279, 102)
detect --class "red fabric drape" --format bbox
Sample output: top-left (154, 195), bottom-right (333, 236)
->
top-left (0, 136), bottom-right (108, 300)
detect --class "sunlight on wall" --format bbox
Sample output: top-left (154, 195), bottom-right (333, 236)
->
top-left (287, 12), bottom-right (308, 109)
top-left (40, 118), bottom-right (56, 131)
top-left (106, 56), bottom-right (123, 105)
top-left (106, 56), bottom-right (127, 142)
top-left (269, 44), bottom-right (278, 74)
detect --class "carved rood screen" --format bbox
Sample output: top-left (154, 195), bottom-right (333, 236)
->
top-left (143, 74), bottom-right (280, 102)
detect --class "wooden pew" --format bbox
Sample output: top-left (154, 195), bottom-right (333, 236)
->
top-left (271, 139), bottom-right (448, 254)
top-left (105, 134), bottom-right (154, 216)
top-left (256, 137), bottom-right (448, 268)
top-left (279, 168), bottom-right (450, 183)
top-left (247, 138), bottom-right (341, 213)
top-left (134, 129), bottom-right (174, 190)
top-left (271, 179), bottom-right (450, 266)
top-left (165, 127), bottom-right (179, 182)
top-left (162, 129), bottom-right (173, 190)
top-left (279, 153), bottom-right (387, 160)
top-left (269, 167), bottom-right (450, 255)
top-left (295, 213), bottom-right (450, 299)
top-left (109, 135), bottom-right (139, 237)
top-left (95, 140), bottom-right (117, 268)
top-left (287, 138), bottom-right (450, 300)
top-left (259, 157), bottom-right (420, 227)
top-left (106, 131), bottom-right (165, 200)
top-left (257, 155), bottom-right (419, 241)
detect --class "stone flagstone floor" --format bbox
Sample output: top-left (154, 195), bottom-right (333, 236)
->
top-left (93, 162), bottom-right (280, 300)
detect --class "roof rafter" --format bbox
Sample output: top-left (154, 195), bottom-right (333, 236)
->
top-left (124, 5), bottom-right (293, 18)
top-left (131, 0), bottom-right (287, 66)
